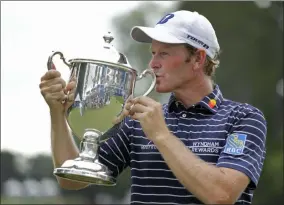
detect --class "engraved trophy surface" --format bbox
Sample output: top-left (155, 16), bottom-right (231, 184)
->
top-left (47, 32), bottom-right (156, 186)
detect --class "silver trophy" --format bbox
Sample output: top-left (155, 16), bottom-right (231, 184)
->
top-left (47, 32), bottom-right (156, 186)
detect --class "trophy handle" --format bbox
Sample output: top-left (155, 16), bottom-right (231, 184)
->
top-left (136, 68), bottom-right (156, 96)
top-left (47, 51), bottom-right (72, 71)
top-left (47, 51), bottom-right (73, 104)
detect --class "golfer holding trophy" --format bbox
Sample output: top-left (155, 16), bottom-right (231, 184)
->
top-left (40, 10), bottom-right (267, 204)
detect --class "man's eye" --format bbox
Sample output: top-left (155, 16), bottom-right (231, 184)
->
top-left (161, 52), bottom-right (168, 56)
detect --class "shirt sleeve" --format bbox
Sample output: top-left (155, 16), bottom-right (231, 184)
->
top-left (98, 116), bottom-right (133, 178)
top-left (216, 108), bottom-right (267, 189)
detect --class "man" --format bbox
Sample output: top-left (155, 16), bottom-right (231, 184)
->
top-left (40, 10), bottom-right (267, 204)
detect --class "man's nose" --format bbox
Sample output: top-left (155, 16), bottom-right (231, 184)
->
top-left (149, 57), bottom-right (161, 70)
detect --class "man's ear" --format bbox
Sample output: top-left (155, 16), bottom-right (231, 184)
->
top-left (193, 49), bottom-right (206, 71)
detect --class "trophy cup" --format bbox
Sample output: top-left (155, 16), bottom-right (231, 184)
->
top-left (47, 32), bottom-right (156, 186)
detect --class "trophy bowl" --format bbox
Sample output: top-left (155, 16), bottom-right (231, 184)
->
top-left (47, 32), bottom-right (156, 186)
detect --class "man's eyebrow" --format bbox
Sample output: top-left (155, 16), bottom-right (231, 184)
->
top-left (149, 45), bottom-right (175, 52)
top-left (149, 43), bottom-right (184, 52)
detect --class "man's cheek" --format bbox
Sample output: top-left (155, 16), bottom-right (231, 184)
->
top-left (171, 57), bottom-right (185, 68)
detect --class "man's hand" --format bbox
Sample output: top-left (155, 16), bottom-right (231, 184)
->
top-left (39, 65), bottom-right (77, 114)
top-left (112, 95), bottom-right (134, 125)
top-left (129, 96), bottom-right (170, 142)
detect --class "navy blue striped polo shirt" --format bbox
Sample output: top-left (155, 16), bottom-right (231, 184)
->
top-left (98, 84), bottom-right (267, 205)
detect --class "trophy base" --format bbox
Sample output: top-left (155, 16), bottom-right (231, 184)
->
top-left (54, 158), bottom-right (116, 186)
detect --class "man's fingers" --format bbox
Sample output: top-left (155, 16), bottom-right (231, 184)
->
top-left (112, 98), bottom-right (134, 124)
top-left (112, 109), bottom-right (129, 124)
top-left (45, 91), bottom-right (66, 102)
top-left (65, 78), bottom-right (77, 93)
top-left (67, 93), bottom-right (75, 102)
top-left (130, 103), bottom-right (150, 114)
top-left (41, 84), bottom-right (64, 96)
top-left (130, 112), bottom-right (144, 120)
top-left (124, 101), bottom-right (134, 110)
top-left (41, 70), bottom-right (61, 81)
top-left (39, 77), bottom-right (66, 89)
top-left (132, 96), bottom-right (156, 106)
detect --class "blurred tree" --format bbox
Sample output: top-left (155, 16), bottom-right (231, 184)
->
top-left (1, 151), bottom-right (17, 182)
top-left (28, 154), bottom-right (54, 180)
top-left (1, 151), bottom-right (25, 194)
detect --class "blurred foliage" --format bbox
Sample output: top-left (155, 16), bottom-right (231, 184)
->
top-left (28, 154), bottom-right (54, 180)
top-left (1, 151), bottom-right (25, 183)
top-left (1, 1), bottom-right (283, 204)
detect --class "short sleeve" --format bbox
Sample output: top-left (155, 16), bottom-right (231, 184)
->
top-left (216, 109), bottom-right (267, 189)
top-left (98, 117), bottom-right (133, 178)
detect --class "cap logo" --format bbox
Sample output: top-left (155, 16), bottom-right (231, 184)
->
top-left (156, 13), bottom-right (174, 25)
top-left (187, 34), bottom-right (209, 49)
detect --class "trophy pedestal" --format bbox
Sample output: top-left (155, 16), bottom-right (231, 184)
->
top-left (53, 128), bottom-right (116, 186)
top-left (54, 157), bottom-right (116, 186)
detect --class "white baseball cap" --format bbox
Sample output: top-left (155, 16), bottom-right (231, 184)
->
top-left (130, 10), bottom-right (220, 59)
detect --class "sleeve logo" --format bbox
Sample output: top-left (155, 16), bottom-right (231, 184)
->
top-left (223, 133), bottom-right (247, 155)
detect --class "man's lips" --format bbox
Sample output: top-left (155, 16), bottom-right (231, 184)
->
top-left (156, 76), bottom-right (162, 80)
top-left (155, 75), bottom-right (163, 83)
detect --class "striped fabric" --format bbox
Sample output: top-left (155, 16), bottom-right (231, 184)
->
top-left (98, 84), bottom-right (267, 205)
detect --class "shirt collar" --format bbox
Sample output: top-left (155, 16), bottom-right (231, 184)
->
top-left (168, 84), bottom-right (224, 114)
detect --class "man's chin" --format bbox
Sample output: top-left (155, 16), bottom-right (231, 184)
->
top-left (155, 86), bottom-right (171, 93)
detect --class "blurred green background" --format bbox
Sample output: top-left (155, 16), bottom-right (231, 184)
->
top-left (1, 1), bottom-right (283, 204)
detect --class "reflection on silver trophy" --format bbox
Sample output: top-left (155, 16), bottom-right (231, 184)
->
top-left (46, 32), bottom-right (156, 186)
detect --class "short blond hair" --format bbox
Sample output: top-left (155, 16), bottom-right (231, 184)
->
top-left (184, 44), bottom-right (220, 77)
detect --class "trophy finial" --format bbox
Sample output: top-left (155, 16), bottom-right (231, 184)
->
top-left (103, 31), bottom-right (114, 44)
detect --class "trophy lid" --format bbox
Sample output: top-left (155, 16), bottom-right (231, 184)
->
top-left (98, 32), bottom-right (121, 63)
top-left (82, 31), bottom-right (131, 67)
top-left (67, 31), bottom-right (132, 68)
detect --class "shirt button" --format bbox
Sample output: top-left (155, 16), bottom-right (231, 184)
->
top-left (182, 113), bottom-right (187, 118)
